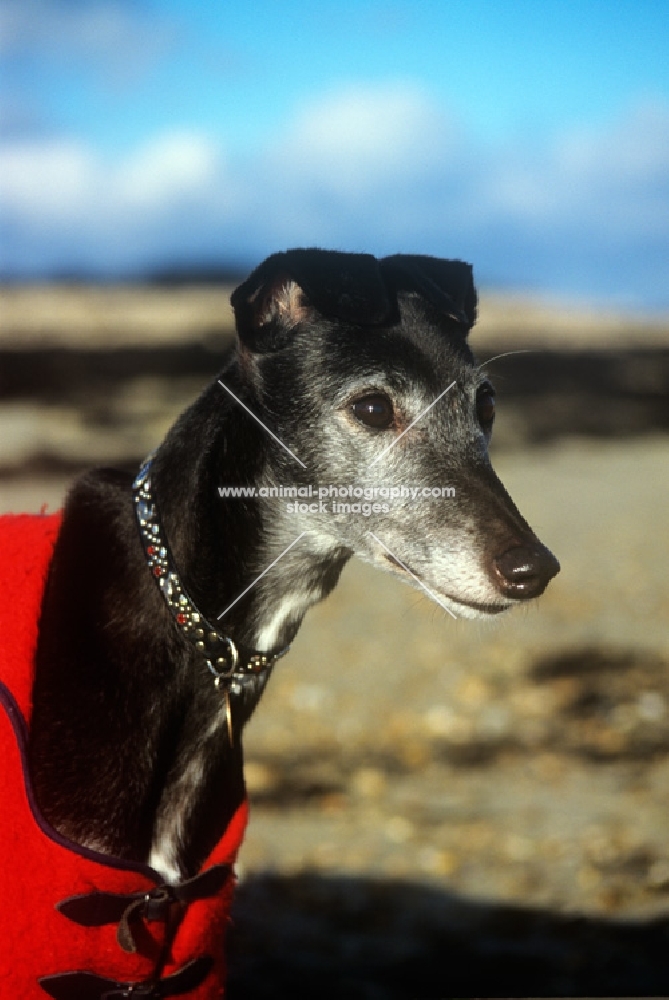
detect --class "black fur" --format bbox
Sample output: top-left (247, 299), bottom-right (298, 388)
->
top-left (29, 249), bottom-right (558, 881)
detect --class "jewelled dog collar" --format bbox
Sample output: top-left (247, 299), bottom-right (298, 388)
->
top-left (132, 456), bottom-right (288, 719)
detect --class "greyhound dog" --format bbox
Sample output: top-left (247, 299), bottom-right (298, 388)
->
top-left (16, 249), bottom-right (558, 996)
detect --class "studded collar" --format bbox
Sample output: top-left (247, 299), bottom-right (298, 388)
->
top-left (132, 457), bottom-right (289, 712)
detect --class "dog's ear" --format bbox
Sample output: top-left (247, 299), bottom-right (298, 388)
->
top-left (231, 248), bottom-right (396, 352)
top-left (230, 252), bottom-right (311, 352)
top-left (381, 254), bottom-right (477, 332)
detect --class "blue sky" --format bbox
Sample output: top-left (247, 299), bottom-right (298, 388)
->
top-left (1, 0), bottom-right (668, 308)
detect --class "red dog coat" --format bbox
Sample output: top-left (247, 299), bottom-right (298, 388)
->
top-left (0, 513), bottom-right (247, 999)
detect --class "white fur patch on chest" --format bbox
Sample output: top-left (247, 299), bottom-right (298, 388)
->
top-left (254, 588), bottom-right (319, 651)
top-left (148, 703), bottom-right (229, 883)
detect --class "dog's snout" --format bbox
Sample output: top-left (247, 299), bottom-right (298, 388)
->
top-left (492, 543), bottom-right (560, 600)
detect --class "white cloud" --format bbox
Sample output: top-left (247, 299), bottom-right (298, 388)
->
top-left (0, 140), bottom-right (97, 220)
top-left (551, 101), bottom-right (669, 241)
top-left (0, 131), bottom-right (233, 271)
top-left (0, 0), bottom-right (174, 84)
top-left (115, 133), bottom-right (222, 210)
top-left (556, 101), bottom-right (669, 184)
top-left (0, 83), bottom-right (668, 306)
top-left (0, 132), bottom-right (225, 220)
top-left (272, 83), bottom-right (460, 196)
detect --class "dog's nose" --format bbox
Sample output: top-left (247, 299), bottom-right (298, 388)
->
top-left (492, 543), bottom-right (560, 600)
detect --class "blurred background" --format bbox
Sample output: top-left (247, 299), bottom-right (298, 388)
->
top-left (1, 0), bottom-right (669, 306)
top-left (1, 2), bottom-right (669, 996)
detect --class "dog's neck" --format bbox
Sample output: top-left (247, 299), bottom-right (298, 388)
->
top-left (161, 501), bottom-right (351, 656)
top-left (149, 393), bottom-right (352, 658)
top-left (248, 532), bottom-right (351, 651)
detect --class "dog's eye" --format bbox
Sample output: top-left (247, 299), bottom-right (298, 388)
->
top-left (352, 394), bottom-right (394, 429)
top-left (476, 387), bottom-right (495, 427)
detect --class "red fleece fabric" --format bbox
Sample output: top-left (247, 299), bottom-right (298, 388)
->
top-left (0, 513), bottom-right (248, 998)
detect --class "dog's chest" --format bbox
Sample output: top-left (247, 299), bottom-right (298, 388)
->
top-left (148, 697), bottom-right (233, 883)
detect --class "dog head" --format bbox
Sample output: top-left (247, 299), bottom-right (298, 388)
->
top-left (229, 248), bottom-right (559, 620)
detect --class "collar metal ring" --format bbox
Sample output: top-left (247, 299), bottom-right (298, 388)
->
top-left (206, 637), bottom-right (239, 681)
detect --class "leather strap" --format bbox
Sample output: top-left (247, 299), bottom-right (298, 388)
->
top-left (38, 955), bottom-right (212, 999)
top-left (56, 863), bottom-right (233, 954)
